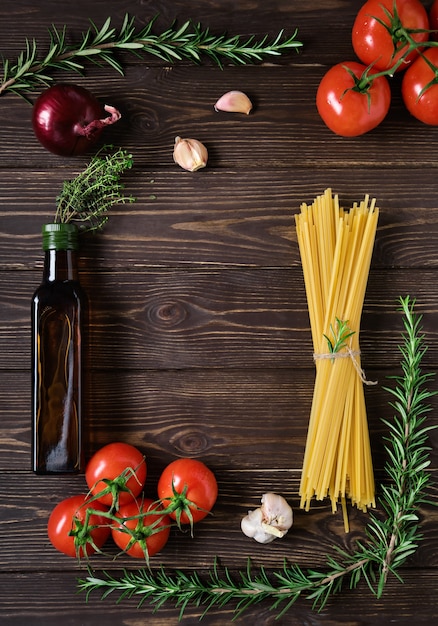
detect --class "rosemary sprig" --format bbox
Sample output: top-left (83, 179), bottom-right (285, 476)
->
top-left (0, 14), bottom-right (303, 100)
top-left (323, 317), bottom-right (355, 353)
top-left (78, 296), bottom-right (436, 618)
top-left (55, 145), bottom-right (134, 232)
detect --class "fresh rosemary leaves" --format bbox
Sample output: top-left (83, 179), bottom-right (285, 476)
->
top-left (323, 317), bottom-right (355, 354)
top-left (0, 14), bottom-right (303, 100)
top-left (78, 296), bottom-right (436, 618)
top-left (55, 146), bottom-right (134, 232)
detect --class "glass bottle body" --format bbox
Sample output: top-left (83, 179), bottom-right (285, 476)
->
top-left (32, 225), bottom-right (87, 474)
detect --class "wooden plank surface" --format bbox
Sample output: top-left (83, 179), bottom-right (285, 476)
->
top-left (0, 1), bottom-right (437, 624)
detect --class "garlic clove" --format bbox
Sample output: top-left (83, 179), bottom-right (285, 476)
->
top-left (261, 522), bottom-right (288, 538)
top-left (241, 507), bottom-right (276, 544)
top-left (173, 136), bottom-right (208, 172)
top-left (260, 492), bottom-right (293, 533)
top-left (214, 90), bottom-right (253, 115)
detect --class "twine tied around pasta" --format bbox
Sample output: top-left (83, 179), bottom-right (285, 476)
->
top-left (313, 347), bottom-right (378, 386)
top-left (313, 318), bottom-right (378, 385)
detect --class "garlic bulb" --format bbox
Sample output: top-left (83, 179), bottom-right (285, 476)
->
top-left (241, 493), bottom-right (293, 544)
top-left (173, 136), bottom-right (208, 172)
top-left (214, 90), bottom-right (253, 115)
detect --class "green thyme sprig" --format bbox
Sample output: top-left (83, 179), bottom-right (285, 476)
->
top-left (0, 14), bottom-right (303, 100)
top-left (55, 145), bottom-right (134, 232)
top-left (78, 296), bottom-right (436, 618)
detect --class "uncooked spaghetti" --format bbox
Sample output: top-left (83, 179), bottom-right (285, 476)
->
top-left (295, 189), bottom-right (378, 530)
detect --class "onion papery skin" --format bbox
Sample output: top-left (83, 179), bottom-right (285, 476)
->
top-left (32, 84), bottom-right (115, 156)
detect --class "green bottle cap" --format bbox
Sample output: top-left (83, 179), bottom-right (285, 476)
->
top-left (42, 223), bottom-right (79, 251)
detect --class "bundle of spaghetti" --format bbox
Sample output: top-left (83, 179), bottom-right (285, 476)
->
top-left (295, 189), bottom-right (378, 529)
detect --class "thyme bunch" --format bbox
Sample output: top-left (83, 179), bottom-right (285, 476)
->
top-left (55, 145), bottom-right (134, 232)
top-left (0, 14), bottom-right (303, 100)
top-left (78, 296), bottom-right (436, 618)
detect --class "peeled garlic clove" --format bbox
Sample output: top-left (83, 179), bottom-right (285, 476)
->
top-left (173, 136), bottom-right (208, 172)
top-left (214, 90), bottom-right (253, 115)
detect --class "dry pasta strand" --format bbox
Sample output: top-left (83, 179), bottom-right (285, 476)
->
top-left (295, 189), bottom-right (378, 530)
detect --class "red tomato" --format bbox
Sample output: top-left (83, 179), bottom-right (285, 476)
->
top-left (316, 61), bottom-right (391, 136)
top-left (430, 0), bottom-right (438, 40)
top-left (47, 494), bottom-right (110, 558)
top-left (402, 47), bottom-right (438, 124)
top-left (85, 442), bottom-right (147, 508)
top-left (352, 0), bottom-right (429, 72)
top-left (111, 498), bottom-right (171, 559)
top-left (157, 458), bottom-right (218, 526)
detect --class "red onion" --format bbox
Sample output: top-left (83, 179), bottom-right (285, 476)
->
top-left (32, 83), bottom-right (121, 156)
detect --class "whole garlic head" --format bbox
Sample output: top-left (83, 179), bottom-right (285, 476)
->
top-left (241, 493), bottom-right (293, 544)
top-left (173, 136), bottom-right (208, 172)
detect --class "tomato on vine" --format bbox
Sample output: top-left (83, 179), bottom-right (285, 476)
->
top-left (47, 494), bottom-right (111, 558)
top-left (402, 47), bottom-right (438, 124)
top-left (111, 498), bottom-right (171, 560)
top-left (85, 442), bottom-right (147, 509)
top-left (316, 61), bottom-right (391, 136)
top-left (352, 0), bottom-right (429, 72)
top-left (157, 458), bottom-right (218, 528)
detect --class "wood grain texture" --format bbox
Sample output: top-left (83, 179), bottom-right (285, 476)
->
top-left (2, 368), bottom-right (437, 470)
top-left (2, 269), bottom-right (438, 370)
top-left (0, 1), bottom-right (437, 624)
top-left (1, 168), bottom-right (438, 269)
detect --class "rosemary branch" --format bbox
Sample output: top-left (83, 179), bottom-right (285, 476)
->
top-left (55, 145), bottom-right (134, 232)
top-left (0, 14), bottom-right (303, 100)
top-left (77, 296), bottom-right (436, 618)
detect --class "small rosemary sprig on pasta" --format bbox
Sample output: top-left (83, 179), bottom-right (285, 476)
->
top-left (323, 317), bottom-right (355, 353)
top-left (78, 296), bottom-right (436, 618)
top-left (55, 145), bottom-right (134, 232)
top-left (0, 14), bottom-right (302, 100)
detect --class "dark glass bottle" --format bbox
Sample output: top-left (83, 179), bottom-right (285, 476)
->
top-left (32, 223), bottom-right (87, 474)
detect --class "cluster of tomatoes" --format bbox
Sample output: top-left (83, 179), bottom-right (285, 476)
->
top-left (47, 442), bottom-right (218, 561)
top-left (316, 0), bottom-right (438, 136)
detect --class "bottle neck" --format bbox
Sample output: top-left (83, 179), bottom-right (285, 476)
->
top-left (43, 249), bottom-right (79, 282)
top-left (41, 223), bottom-right (80, 282)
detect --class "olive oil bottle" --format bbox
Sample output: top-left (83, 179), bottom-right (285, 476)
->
top-left (32, 223), bottom-right (87, 474)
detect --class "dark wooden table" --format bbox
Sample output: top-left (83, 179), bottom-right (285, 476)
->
top-left (1, 1), bottom-right (437, 624)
